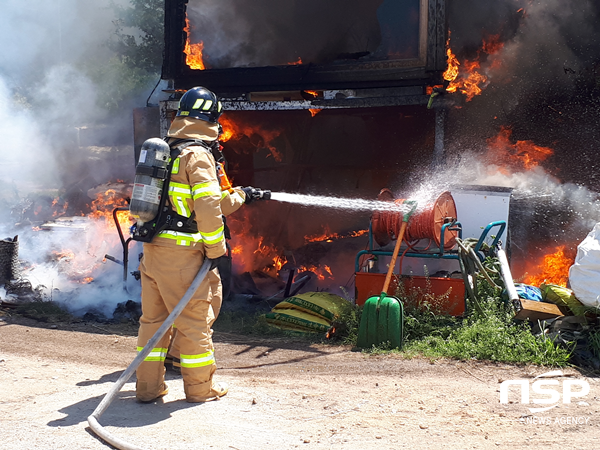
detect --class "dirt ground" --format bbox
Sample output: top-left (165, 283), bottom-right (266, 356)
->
top-left (1, 314), bottom-right (599, 450)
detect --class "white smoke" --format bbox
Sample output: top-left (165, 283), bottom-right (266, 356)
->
top-left (0, 0), bottom-right (146, 317)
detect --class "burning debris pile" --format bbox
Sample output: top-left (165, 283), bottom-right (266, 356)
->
top-left (0, 182), bottom-right (141, 322)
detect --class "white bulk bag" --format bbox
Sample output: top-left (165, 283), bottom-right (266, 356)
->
top-left (569, 222), bottom-right (600, 307)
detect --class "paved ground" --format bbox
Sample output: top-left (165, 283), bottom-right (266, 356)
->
top-left (1, 316), bottom-right (599, 449)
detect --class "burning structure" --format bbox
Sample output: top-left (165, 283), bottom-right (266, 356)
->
top-left (145, 0), bottom-right (600, 303)
top-left (137, 0), bottom-right (451, 302)
top-left (3, 0), bottom-right (600, 316)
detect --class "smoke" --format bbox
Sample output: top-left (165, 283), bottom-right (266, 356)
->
top-left (446, 0), bottom-right (600, 182)
top-left (0, 0), bottom-right (148, 316)
top-left (186, 0), bottom-right (420, 68)
top-left (0, 0), bottom-right (134, 189)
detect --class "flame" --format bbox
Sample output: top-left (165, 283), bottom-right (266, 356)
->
top-left (308, 109), bottom-right (322, 117)
top-left (54, 250), bottom-right (75, 261)
top-left (304, 228), bottom-right (368, 243)
top-left (219, 114), bottom-right (283, 162)
top-left (184, 16), bottom-right (206, 70)
top-left (523, 246), bottom-right (575, 287)
top-left (87, 190), bottom-right (132, 230)
top-left (443, 45), bottom-right (460, 84)
top-left (226, 211), bottom-right (340, 287)
top-left (444, 33), bottom-right (504, 101)
top-left (326, 326), bottom-right (336, 339)
top-left (287, 57), bottom-right (302, 65)
top-left (487, 126), bottom-right (553, 170)
top-left (297, 264), bottom-right (333, 281)
top-left (426, 85), bottom-right (444, 95)
top-left (51, 199), bottom-right (69, 218)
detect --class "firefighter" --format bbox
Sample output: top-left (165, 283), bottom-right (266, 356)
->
top-left (165, 135), bottom-right (260, 372)
top-left (135, 86), bottom-right (267, 403)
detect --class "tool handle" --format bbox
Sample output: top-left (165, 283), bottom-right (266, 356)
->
top-left (382, 220), bottom-right (408, 295)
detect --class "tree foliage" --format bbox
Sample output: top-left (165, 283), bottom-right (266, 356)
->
top-left (108, 0), bottom-right (164, 74)
top-left (85, 0), bottom-right (164, 113)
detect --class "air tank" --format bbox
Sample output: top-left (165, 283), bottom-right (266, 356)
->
top-left (129, 138), bottom-right (170, 224)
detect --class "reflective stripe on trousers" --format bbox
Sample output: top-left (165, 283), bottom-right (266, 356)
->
top-left (180, 349), bottom-right (215, 368)
top-left (137, 346), bottom-right (168, 362)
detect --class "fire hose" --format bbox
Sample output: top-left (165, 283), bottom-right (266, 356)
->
top-left (87, 258), bottom-right (212, 450)
top-left (456, 238), bottom-right (519, 314)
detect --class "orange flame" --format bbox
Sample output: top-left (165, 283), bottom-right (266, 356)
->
top-left (287, 57), bottom-right (303, 65)
top-left (219, 114), bottom-right (283, 162)
top-left (308, 109), bottom-right (322, 117)
top-left (523, 246), bottom-right (575, 288)
top-left (88, 190), bottom-right (132, 230)
top-left (297, 264), bottom-right (333, 281)
top-left (443, 46), bottom-right (460, 84)
top-left (54, 250), bottom-right (75, 261)
top-left (487, 126), bottom-right (553, 170)
top-left (226, 211), bottom-right (340, 286)
top-left (304, 228), bottom-right (368, 243)
top-left (184, 16), bottom-right (206, 70)
top-left (444, 33), bottom-right (504, 101)
top-left (326, 326), bottom-right (336, 339)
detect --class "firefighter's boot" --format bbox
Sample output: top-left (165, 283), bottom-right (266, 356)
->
top-left (136, 382), bottom-right (169, 403)
top-left (186, 382), bottom-right (228, 403)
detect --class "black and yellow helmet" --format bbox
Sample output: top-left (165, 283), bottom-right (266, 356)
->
top-left (176, 86), bottom-right (223, 123)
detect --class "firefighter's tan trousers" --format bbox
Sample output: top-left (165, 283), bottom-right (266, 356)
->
top-left (136, 244), bottom-right (217, 401)
top-left (168, 269), bottom-right (222, 362)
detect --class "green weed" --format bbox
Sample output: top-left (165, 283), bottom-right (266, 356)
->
top-left (403, 291), bottom-right (572, 366)
top-left (354, 264), bottom-right (572, 366)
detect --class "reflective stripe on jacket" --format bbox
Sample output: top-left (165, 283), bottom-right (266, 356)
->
top-left (150, 142), bottom-right (227, 258)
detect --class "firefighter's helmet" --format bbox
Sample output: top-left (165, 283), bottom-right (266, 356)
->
top-left (176, 86), bottom-right (223, 123)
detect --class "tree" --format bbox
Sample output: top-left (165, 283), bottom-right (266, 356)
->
top-left (84, 0), bottom-right (164, 112)
top-left (108, 0), bottom-right (164, 74)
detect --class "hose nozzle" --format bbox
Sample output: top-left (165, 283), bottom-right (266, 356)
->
top-left (242, 187), bottom-right (272, 203)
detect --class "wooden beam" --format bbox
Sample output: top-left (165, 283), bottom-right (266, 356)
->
top-left (513, 299), bottom-right (566, 322)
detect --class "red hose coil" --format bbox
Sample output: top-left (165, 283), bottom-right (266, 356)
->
top-left (372, 189), bottom-right (458, 250)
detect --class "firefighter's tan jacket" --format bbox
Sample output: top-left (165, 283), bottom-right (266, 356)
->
top-left (149, 117), bottom-right (245, 258)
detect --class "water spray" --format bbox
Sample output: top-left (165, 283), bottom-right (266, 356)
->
top-left (269, 192), bottom-right (414, 213)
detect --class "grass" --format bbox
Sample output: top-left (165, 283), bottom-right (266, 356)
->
top-left (404, 302), bottom-right (572, 366)
top-left (337, 261), bottom-right (575, 367)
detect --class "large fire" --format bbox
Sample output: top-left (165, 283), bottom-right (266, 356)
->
top-left (184, 16), bottom-right (206, 70)
top-left (523, 245), bottom-right (575, 288)
top-left (443, 34), bottom-right (504, 101)
top-left (486, 126), bottom-right (554, 171)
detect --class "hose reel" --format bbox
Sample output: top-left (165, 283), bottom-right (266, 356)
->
top-left (372, 189), bottom-right (459, 250)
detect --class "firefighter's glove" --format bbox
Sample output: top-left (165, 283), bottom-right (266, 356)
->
top-left (208, 256), bottom-right (225, 271)
top-left (241, 186), bottom-right (272, 204)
